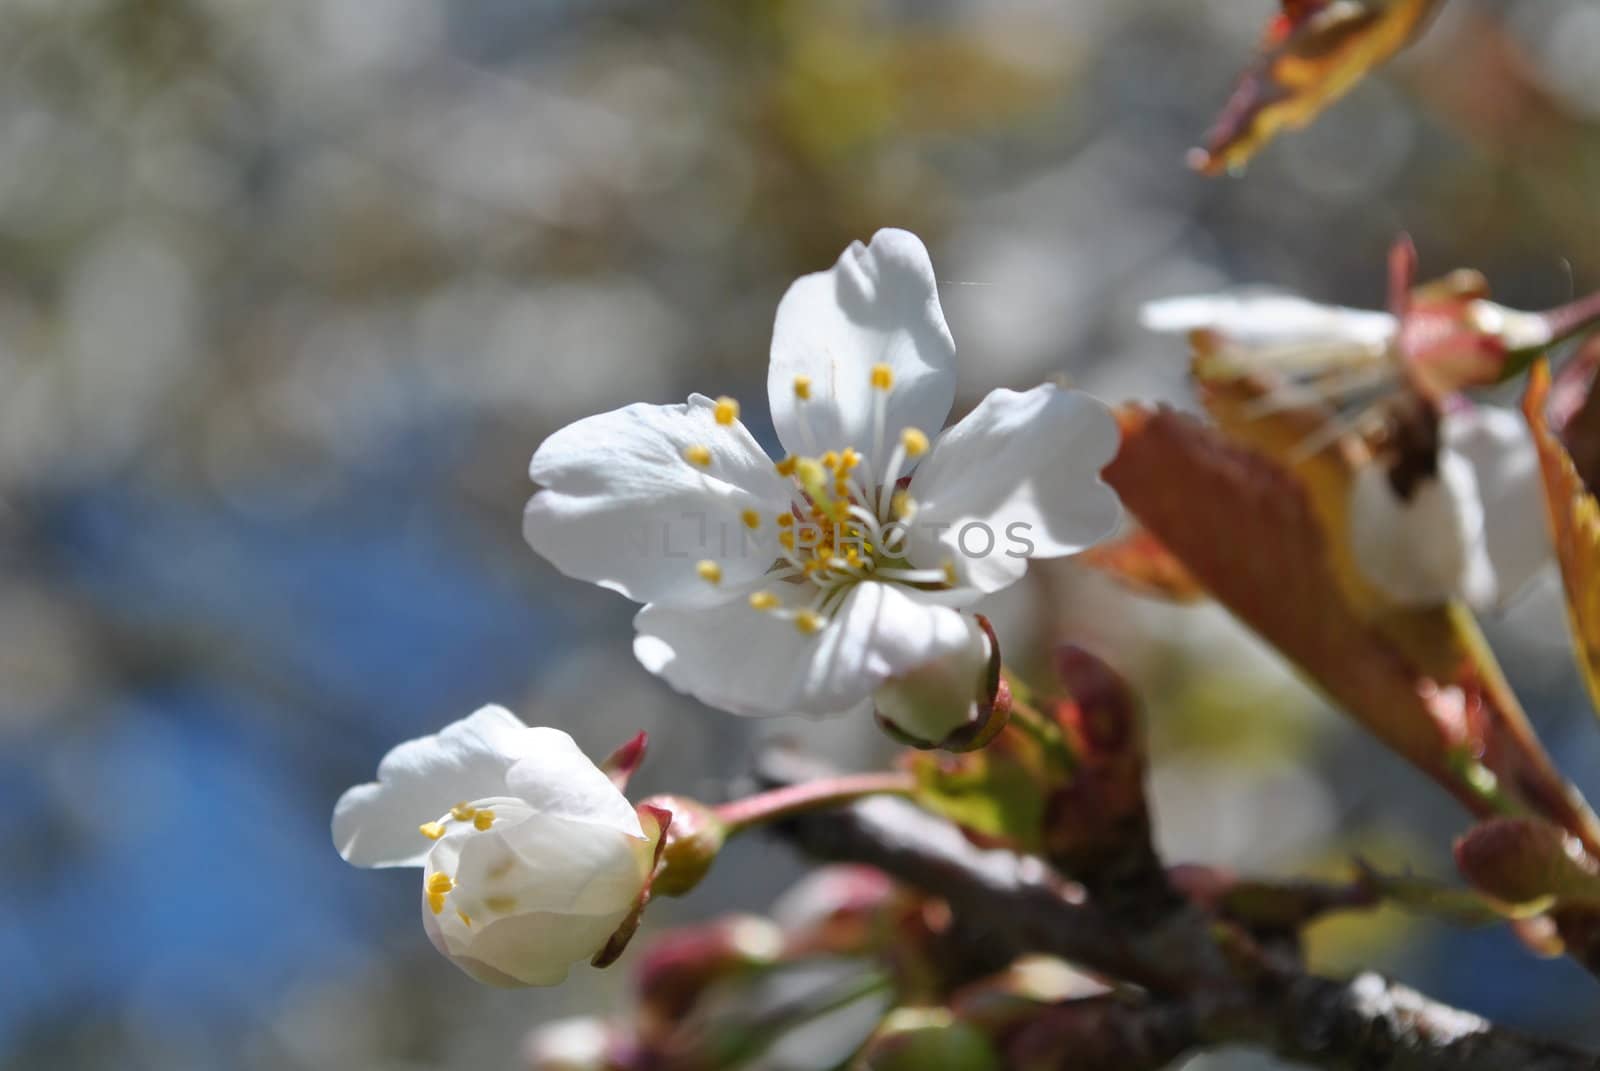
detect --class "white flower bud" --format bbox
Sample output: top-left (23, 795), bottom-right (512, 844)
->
top-left (873, 620), bottom-right (994, 748)
top-left (333, 706), bottom-right (655, 987)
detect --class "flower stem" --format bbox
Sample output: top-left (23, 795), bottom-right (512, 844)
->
top-left (714, 771), bottom-right (917, 835)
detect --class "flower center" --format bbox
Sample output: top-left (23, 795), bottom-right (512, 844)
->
top-left (690, 363), bottom-right (959, 635)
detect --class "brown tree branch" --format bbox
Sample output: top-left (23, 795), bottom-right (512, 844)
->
top-left (768, 784), bottom-right (1598, 1071)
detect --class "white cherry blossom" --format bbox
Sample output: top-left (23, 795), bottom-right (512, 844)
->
top-left (332, 705), bottom-right (656, 987)
top-left (525, 229), bottom-right (1121, 740)
top-left (1143, 291), bottom-right (1548, 609)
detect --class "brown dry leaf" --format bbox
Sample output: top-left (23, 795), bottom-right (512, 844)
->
top-left (1191, 0), bottom-right (1447, 176)
top-left (1102, 403), bottom-right (1600, 850)
top-left (1524, 360), bottom-right (1600, 722)
top-left (1079, 526), bottom-right (1207, 604)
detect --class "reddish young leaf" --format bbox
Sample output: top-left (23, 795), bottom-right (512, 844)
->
top-left (1191, 0), bottom-right (1447, 176)
top-left (1525, 360), bottom-right (1600, 724)
top-left (1103, 403), bottom-right (1600, 850)
top-left (1079, 525), bottom-right (1208, 604)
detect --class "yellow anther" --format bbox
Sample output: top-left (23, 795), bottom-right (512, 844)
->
top-left (793, 375), bottom-right (812, 401)
top-left (696, 559), bottom-right (723, 584)
top-left (840, 448), bottom-right (862, 471)
top-left (684, 444), bottom-right (713, 468)
top-left (943, 560), bottom-right (959, 586)
top-left (777, 513), bottom-right (794, 528)
top-left (870, 363), bottom-right (893, 391)
top-left (457, 909), bottom-right (473, 927)
top-left (821, 450), bottom-right (839, 470)
top-left (775, 455), bottom-right (798, 477)
top-left (901, 427), bottom-right (930, 458)
top-left (419, 821), bottom-right (446, 841)
top-left (891, 490), bottom-right (913, 519)
top-left (427, 891), bottom-right (446, 915)
top-left (427, 872), bottom-right (455, 895)
top-left (794, 458), bottom-right (827, 493)
top-left (484, 895), bottom-right (518, 914)
top-left (450, 802), bottom-right (476, 822)
top-left (779, 530), bottom-right (795, 551)
top-left (473, 809), bottom-right (495, 831)
top-left (713, 396), bottom-right (740, 426)
top-left (749, 591), bottom-right (779, 611)
top-left (794, 610), bottom-right (823, 635)
top-left (741, 509), bottom-right (761, 530)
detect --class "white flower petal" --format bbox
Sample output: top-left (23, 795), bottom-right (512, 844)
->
top-left (505, 742), bottom-right (645, 839)
top-left (425, 900), bottom-right (635, 988)
top-left (633, 580), bottom-right (979, 718)
top-left (1142, 291), bottom-right (1396, 350)
top-left (333, 705), bottom-right (546, 869)
top-left (873, 620), bottom-right (990, 745)
top-left (767, 230), bottom-right (956, 472)
top-left (525, 394), bottom-right (792, 609)
top-left (420, 806), bottom-right (653, 987)
top-left (903, 384), bottom-right (1122, 594)
top-left (1348, 451), bottom-right (1494, 608)
top-left (1442, 404), bottom-right (1550, 607)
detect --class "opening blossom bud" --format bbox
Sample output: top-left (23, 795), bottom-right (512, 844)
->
top-left (874, 616), bottom-right (1009, 751)
top-left (332, 706), bottom-right (661, 987)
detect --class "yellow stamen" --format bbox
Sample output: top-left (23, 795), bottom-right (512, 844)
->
top-left (779, 530), bottom-right (795, 551)
top-left (870, 364), bottom-right (893, 391)
top-left (776, 455), bottom-right (798, 477)
top-left (840, 448), bottom-right (862, 471)
top-left (450, 802), bottom-right (476, 822)
top-left (793, 375), bottom-right (812, 401)
top-left (795, 458), bottom-right (827, 494)
top-left (943, 560), bottom-right (959, 586)
top-left (713, 396), bottom-right (740, 426)
top-left (741, 509), bottom-right (761, 530)
top-left (473, 809), bottom-right (495, 831)
top-left (684, 444), bottom-right (713, 468)
top-left (901, 427), bottom-right (929, 458)
top-left (427, 872), bottom-right (454, 895)
top-left (457, 909), bottom-right (473, 927)
top-left (696, 559), bottom-right (723, 584)
top-left (794, 610), bottom-right (823, 635)
top-left (419, 821), bottom-right (446, 841)
top-left (891, 491), bottom-right (914, 519)
top-left (777, 513), bottom-right (795, 528)
top-left (821, 450), bottom-right (839, 470)
top-left (749, 591), bottom-right (779, 611)
top-left (427, 891), bottom-right (446, 915)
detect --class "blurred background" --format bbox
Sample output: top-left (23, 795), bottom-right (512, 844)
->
top-left (4, 0), bottom-right (1600, 1067)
